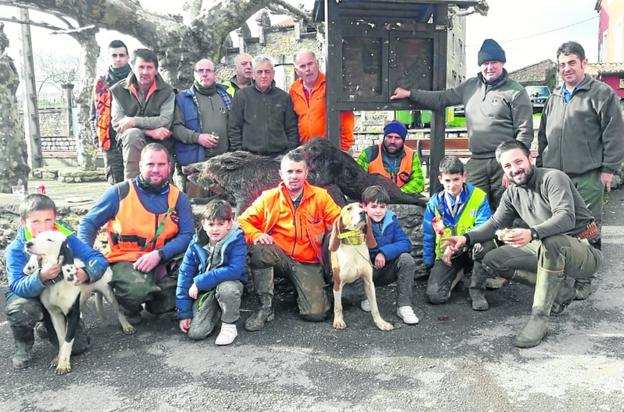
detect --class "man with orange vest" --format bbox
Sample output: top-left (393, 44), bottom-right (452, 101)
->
top-left (237, 150), bottom-right (341, 331)
top-left (79, 143), bottom-right (193, 324)
top-left (357, 120), bottom-right (425, 194)
top-left (289, 50), bottom-right (355, 152)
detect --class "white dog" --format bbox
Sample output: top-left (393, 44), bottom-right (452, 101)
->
top-left (25, 230), bottom-right (135, 375)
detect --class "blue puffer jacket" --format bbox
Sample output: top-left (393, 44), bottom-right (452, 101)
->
top-left (369, 211), bottom-right (412, 262)
top-left (176, 228), bottom-right (248, 319)
top-left (422, 183), bottom-right (492, 267)
top-left (6, 225), bottom-right (109, 300)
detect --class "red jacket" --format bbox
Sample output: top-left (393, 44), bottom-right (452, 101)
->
top-left (238, 181), bottom-right (340, 264)
top-left (289, 73), bottom-right (355, 151)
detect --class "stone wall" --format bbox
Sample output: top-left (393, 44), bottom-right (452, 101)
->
top-left (393, 203), bottom-right (427, 277)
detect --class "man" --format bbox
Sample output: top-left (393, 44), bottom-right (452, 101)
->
top-left (444, 141), bottom-right (602, 348)
top-left (289, 50), bottom-right (355, 152)
top-left (537, 42), bottom-right (624, 249)
top-left (237, 150), bottom-right (341, 331)
top-left (228, 55), bottom-right (299, 156)
top-left (391, 39), bottom-right (533, 208)
top-left (92, 40), bottom-right (130, 184)
top-left (79, 143), bottom-right (194, 323)
top-left (356, 120), bottom-right (425, 194)
top-left (222, 53), bottom-right (253, 96)
top-left (172, 58), bottom-right (232, 167)
top-left (110, 48), bottom-right (175, 179)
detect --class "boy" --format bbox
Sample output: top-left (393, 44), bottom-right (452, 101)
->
top-left (422, 156), bottom-right (492, 309)
top-left (176, 199), bottom-right (248, 345)
top-left (5, 194), bottom-right (109, 369)
top-left (358, 185), bottom-right (419, 325)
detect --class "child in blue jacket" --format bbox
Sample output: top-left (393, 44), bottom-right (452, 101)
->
top-left (6, 194), bottom-right (109, 369)
top-left (422, 156), bottom-right (493, 308)
top-left (359, 185), bottom-right (419, 325)
top-left (176, 199), bottom-right (248, 345)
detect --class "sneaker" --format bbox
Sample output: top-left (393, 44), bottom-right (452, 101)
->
top-left (215, 323), bottom-right (237, 346)
top-left (360, 299), bottom-right (371, 312)
top-left (396, 306), bottom-right (419, 325)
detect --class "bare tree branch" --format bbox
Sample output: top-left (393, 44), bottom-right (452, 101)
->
top-left (0, 15), bottom-right (67, 31)
top-left (50, 24), bottom-right (96, 35)
top-left (270, 0), bottom-right (312, 22)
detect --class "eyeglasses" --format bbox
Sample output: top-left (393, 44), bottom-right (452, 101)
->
top-left (111, 53), bottom-right (127, 58)
top-left (195, 69), bottom-right (215, 73)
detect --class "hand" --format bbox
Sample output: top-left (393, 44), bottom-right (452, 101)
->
top-left (502, 174), bottom-right (511, 188)
top-left (441, 235), bottom-right (466, 253)
top-left (133, 250), bottom-right (161, 273)
top-left (39, 264), bottom-right (61, 281)
top-left (113, 117), bottom-right (136, 134)
top-left (179, 319), bottom-right (191, 333)
top-left (254, 233), bottom-right (275, 245)
top-left (498, 228), bottom-right (531, 248)
top-left (441, 247), bottom-right (454, 267)
top-left (374, 253), bottom-right (386, 270)
top-left (390, 87), bottom-right (411, 100)
top-left (144, 127), bottom-right (172, 141)
top-left (197, 133), bottom-right (219, 148)
top-left (189, 283), bottom-right (199, 300)
top-left (73, 268), bottom-right (89, 285)
top-left (600, 172), bottom-right (613, 192)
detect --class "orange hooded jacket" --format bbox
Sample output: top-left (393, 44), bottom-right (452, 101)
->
top-left (237, 181), bottom-right (340, 264)
top-left (289, 72), bottom-right (355, 151)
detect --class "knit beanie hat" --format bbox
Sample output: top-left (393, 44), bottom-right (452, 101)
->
top-left (384, 120), bottom-right (408, 140)
top-left (477, 39), bottom-right (506, 65)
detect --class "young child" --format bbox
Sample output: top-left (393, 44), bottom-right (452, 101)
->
top-left (5, 194), bottom-right (109, 369)
top-left (422, 156), bottom-right (493, 309)
top-left (176, 199), bottom-right (248, 345)
top-left (359, 185), bottom-right (419, 325)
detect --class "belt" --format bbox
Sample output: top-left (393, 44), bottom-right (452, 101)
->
top-left (576, 222), bottom-right (600, 241)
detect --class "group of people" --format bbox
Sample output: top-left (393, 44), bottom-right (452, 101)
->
top-left (5, 38), bottom-right (623, 369)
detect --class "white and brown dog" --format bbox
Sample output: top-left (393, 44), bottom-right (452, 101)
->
top-left (25, 230), bottom-right (135, 374)
top-left (329, 203), bottom-right (394, 331)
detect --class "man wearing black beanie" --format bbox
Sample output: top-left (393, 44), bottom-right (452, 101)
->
top-left (391, 38), bottom-right (533, 210)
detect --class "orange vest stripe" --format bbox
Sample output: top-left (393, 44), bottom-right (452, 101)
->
top-left (106, 182), bottom-right (180, 262)
top-left (368, 144), bottom-right (414, 188)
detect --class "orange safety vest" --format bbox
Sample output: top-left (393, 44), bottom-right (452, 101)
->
top-left (368, 144), bottom-right (414, 188)
top-left (106, 182), bottom-right (180, 262)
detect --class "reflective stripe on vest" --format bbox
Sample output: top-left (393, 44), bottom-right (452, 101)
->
top-left (368, 144), bottom-right (414, 188)
top-left (434, 187), bottom-right (487, 259)
top-left (106, 182), bottom-right (180, 262)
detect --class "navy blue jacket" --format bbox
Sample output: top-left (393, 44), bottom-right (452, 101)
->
top-left (369, 211), bottom-right (412, 262)
top-left (176, 228), bottom-right (248, 319)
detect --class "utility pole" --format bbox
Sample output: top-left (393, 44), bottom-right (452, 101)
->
top-left (18, 7), bottom-right (43, 169)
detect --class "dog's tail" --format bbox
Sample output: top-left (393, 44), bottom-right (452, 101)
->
top-left (95, 291), bottom-right (106, 321)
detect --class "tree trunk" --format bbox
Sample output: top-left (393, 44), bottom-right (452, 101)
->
top-left (0, 24), bottom-right (30, 193)
top-left (70, 28), bottom-right (100, 171)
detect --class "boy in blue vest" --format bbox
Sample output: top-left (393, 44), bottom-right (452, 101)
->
top-left (358, 185), bottom-right (419, 324)
top-left (5, 194), bottom-right (109, 368)
top-left (422, 156), bottom-right (493, 309)
top-left (176, 199), bottom-right (248, 345)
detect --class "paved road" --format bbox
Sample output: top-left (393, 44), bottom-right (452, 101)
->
top-left (1, 187), bottom-right (623, 411)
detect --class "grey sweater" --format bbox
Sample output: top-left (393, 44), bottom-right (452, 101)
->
top-left (537, 74), bottom-right (624, 175)
top-left (467, 167), bottom-right (595, 243)
top-left (408, 70), bottom-right (533, 157)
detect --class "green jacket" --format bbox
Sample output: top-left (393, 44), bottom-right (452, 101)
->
top-left (537, 74), bottom-right (624, 175)
top-left (408, 70), bottom-right (533, 158)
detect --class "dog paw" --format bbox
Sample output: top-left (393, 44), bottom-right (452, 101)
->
top-left (122, 324), bottom-right (136, 335)
top-left (55, 363), bottom-right (72, 375)
top-left (333, 319), bottom-right (347, 330)
top-left (50, 356), bottom-right (59, 368)
top-left (375, 320), bottom-right (394, 331)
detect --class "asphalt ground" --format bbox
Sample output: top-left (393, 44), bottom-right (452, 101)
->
top-left (1, 183), bottom-right (623, 411)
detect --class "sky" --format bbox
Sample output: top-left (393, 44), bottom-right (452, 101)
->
top-left (1, 0), bottom-right (601, 87)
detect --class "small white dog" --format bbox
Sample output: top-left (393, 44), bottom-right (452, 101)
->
top-left (25, 230), bottom-right (135, 375)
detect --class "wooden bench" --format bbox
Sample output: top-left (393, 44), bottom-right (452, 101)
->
top-left (405, 137), bottom-right (471, 176)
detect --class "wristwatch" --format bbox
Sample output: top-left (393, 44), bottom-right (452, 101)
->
top-left (530, 228), bottom-right (539, 241)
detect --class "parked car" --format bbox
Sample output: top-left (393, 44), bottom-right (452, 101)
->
top-left (525, 85), bottom-right (551, 113)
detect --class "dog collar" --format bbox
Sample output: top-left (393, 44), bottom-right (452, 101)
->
top-left (338, 229), bottom-right (365, 245)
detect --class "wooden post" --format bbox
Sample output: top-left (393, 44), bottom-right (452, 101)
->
top-left (18, 7), bottom-right (42, 169)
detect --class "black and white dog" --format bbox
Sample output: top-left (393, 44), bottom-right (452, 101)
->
top-left (25, 230), bottom-right (135, 374)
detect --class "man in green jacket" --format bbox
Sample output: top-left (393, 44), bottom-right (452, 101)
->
top-left (391, 39), bottom-right (533, 209)
top-left (537, 41), bottom-right (624, 299)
